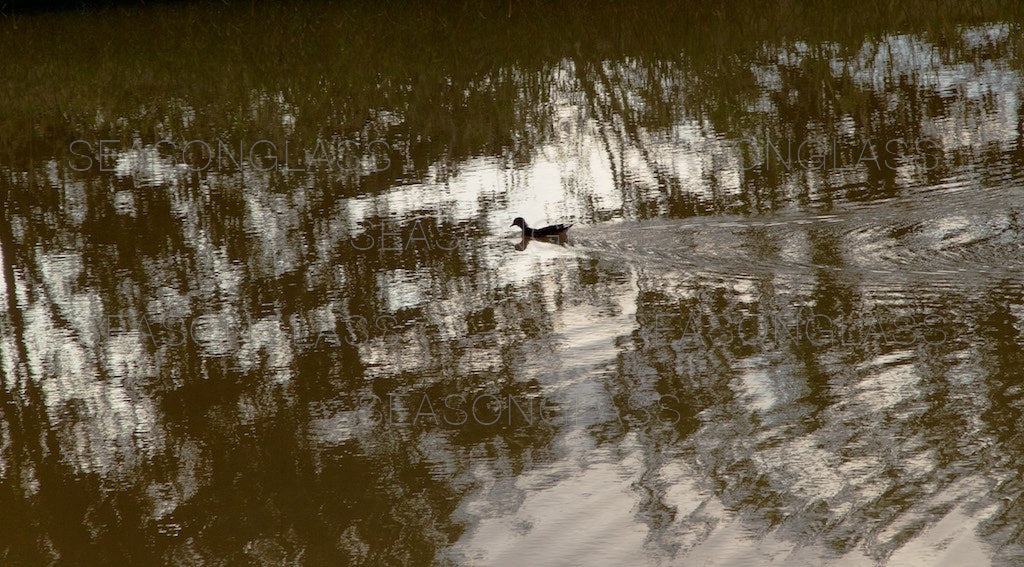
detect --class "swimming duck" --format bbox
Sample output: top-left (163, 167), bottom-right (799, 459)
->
top-left (511, 217), bottom-right (572, 238)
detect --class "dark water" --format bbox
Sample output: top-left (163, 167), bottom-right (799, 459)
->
top-left (2, 2), bottom-right (1024, 565)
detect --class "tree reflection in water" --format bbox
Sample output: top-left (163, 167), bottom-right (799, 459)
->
top-left (2, 1), bottom-right (1024, 564)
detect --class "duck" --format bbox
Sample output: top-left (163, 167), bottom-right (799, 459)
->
top-left (511, 217), bottom-right (572, 239)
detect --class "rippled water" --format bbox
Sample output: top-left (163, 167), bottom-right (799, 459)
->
top-left (2, 2), bottom-right (1024, 565)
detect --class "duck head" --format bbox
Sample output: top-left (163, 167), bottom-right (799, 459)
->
top-left (511, 217), bottom-right (527, 229)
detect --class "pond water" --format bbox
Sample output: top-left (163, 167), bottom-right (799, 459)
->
top-left (2, 2), bottom-right (1024, 565)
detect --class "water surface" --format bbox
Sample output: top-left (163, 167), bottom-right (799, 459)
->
top-left (2, 2), bottom-right (1024, 565)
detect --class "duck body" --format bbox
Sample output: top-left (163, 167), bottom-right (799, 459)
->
top-left (511, 217), bottom-right (572, 238)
